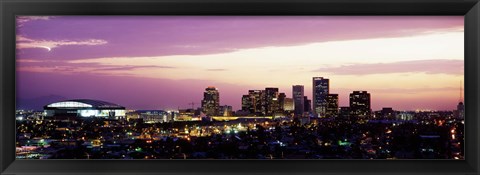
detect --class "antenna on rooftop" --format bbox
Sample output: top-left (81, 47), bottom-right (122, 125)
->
top-left (459, 80), bottom-right (463, 103)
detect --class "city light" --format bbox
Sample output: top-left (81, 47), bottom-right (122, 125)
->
top-left (15, 16), bottom-right (464, 160)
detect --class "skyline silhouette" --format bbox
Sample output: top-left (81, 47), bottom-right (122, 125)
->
top-left (16, 16), bottom-right (464, 111)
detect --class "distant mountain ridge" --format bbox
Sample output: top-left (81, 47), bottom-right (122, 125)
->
top-left (17, 95), bottom-right (67, 111)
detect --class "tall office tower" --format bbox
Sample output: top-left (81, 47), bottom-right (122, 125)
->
top-left (292, 85), bottom-right (305, 115)
top-left (326, 94), bottom-right (339, 117)
top-left (303, 96), bottom-right (311, 113)
top-left (339, 107), bottom-right (350, 119)
top-left (349, 91), bottom-right (371, 118)
top-left (219, 105), bottom-right (233, 116)
top-left (265, 87), bottom-right (280, 115)
top-left (456, 82), bottom-right (465, 119)
top-left (201, 87), bottom-right (220, 116)
top-left (313, 77), bottom-right (329, 117)
top-left (241, 95), bottom-right (252, 112)
top-left (284, 98), bottom-right (294, 111)
top-left (278, 93), bottom-right (286, 111)
top-left (245, 90), bottom-right (266, 115)
top-left (457, 102), bottom-right (465, 119)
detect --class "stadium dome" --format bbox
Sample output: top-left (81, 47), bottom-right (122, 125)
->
top-left (44, 99), bottom-right (126, 119)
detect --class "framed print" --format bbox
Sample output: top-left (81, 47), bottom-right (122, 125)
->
top-left (1, 0), bottom-right (479, 175)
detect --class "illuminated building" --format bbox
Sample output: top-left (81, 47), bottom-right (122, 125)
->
top-left (201, 86), bottom-right (220, 116)
top-left (326, 94), bottom-right (338, 117)
top-left (265, 87), bottom-right (280, 115)
top-left (241, 88), bottom-right (287, 116)
top-left (137, 110), bottom-right (172, 123)
top-left (349, 91), bottom-right (371, 118)
top-left (456, 102), bottom-right (464, 119)
top-left (241, 95), bottom-right (252, 114)
top-left (396, 112), bottom-right (414, 121)
top-left (43, 99), bottom-right (125, 119)
top-left (125, 112), bottom-right (140, 120)
top-left (292, 85), bottom-right (304, 115)
top-left (176, 109), bottom-right (195, 121)
top-left (283, 98), bottom-right (294, 111)
top-left (241, 90), bottom-right (266, 115)
top-left (312, 77), bottom-right (329, 117)
top-left (456, 82), bottom-right (464, 119)
top-left (219, 105), bottom-right (233, 116)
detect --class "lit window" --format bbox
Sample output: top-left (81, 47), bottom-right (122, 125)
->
top-left (47, 101), bottom-right (93, 108)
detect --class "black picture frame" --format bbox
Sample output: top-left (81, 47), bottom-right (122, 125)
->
top-left (1, 0), bottom-right (479, 175)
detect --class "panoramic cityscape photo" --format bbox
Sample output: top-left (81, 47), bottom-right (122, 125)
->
top-left (15, 16), bottom-right (464, 159)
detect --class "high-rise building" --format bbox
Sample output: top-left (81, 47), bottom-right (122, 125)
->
top-left (313, 77), bottom-right (329, 117)
top-left (201, 87), bottom-right (220, 116)
top-left (456, 102), bottom-right (465, 119)
top-left (241, 90), bottom-right (266, 115)
top-left (242, 88), bottom-right (288, 116)
top-left (278, 93), bottom-right (286, 111)
top-left (284, 98), bottom-right (294, 111)
top-left (326, 94), bottom-right (339, 117)
top-left (349, 91), bottom-right (371, 118)
top-left (303, 96), bottom-right (311, 113)
top-left (219, 105), bottom-right (233, 116)
top-left (339, 107), bottom-right (350, 119)
top-left (456, 81), bottom-right (464, 119)
top-left (241, 95), bottom-right (252, 113)
top-left (265, 87), bottom-right (280, 115)
top-left (292, 85), bottom-right (305, 115)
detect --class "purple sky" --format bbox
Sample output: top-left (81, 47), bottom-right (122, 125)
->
top-left (16, 16), bottom-right (464, 111)
top-left (17, 16), bottom-right (462, 60)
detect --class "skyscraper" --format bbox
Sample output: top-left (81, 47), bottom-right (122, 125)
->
top-left (219, 105), bottom-right (233, 116)
top-left (283, 98), bottom-right (294, 111)
top-left (456, 102), bottom-right (465, 119)
top-left (265, 87), bottom-right (280, 115)
top-left (349, 91), bottom-right (371, 118)
top-left (241, 90), bottom-right (266, 115)
top-left (339, 107), bottom-right (350, 119)
top-left (201, 87), bottom-right (220, 116)
top-left (326, 94), bottom-right (339, 117)
top-left (278, 93), bottom-right (286, 111)
top-left (304, 96), bottom-right (311, 113)
top-left (292, 85), bottom-right (305, 115)
top-left (241, 95), bottom-right (252, 112)
top-left (456, 81), bottom-right (464, 119)
top-left (313, 77), bottom-right (329, 117)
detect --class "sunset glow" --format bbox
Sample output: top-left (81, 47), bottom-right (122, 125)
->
top-left (16, 16), bottom-right (464, 111)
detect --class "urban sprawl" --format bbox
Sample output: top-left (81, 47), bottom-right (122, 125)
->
top-left (16, 77), bottom-right (465, 159)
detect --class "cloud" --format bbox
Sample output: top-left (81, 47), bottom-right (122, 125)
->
top-left (15, 16), bottom-right (463, 60)
top-left (16, 16), bottom-right (54, 27)
top-left (17, 36), bottom-right (107, 51)
top-left (16, 59), bottom-right (174, 76)
top-left (315, 59), bottom-right (463, 75)
top-left (206, 69), bottom-right (227, 71)
top-left (94, 65), bottom-right (175, 71)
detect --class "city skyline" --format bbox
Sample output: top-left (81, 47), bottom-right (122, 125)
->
top-left (16, 16), bottom-right (464, 111)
